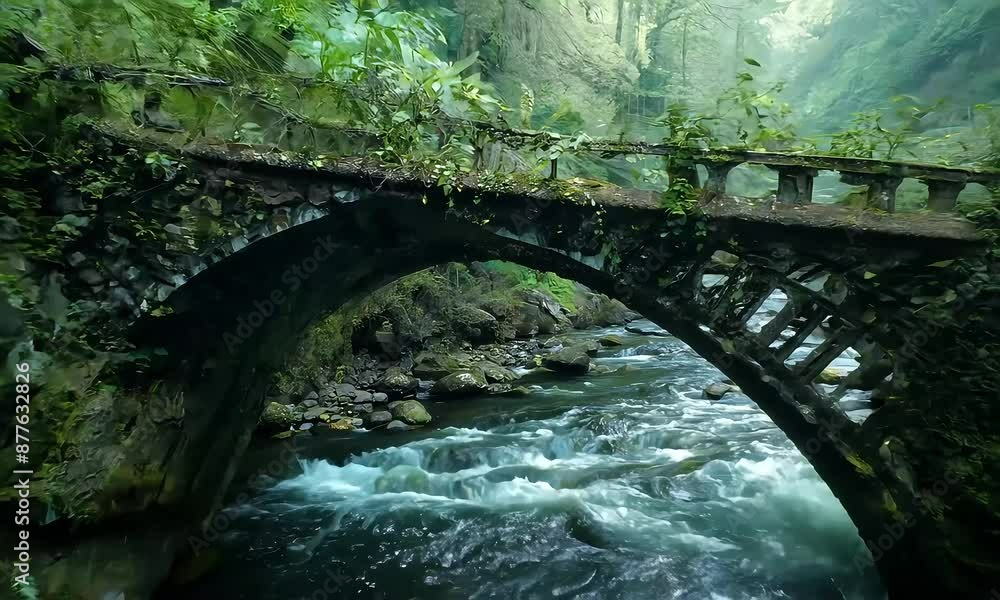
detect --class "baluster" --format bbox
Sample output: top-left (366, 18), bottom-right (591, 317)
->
top-left (926, 180), bottom-right (966, 212)
top-left (771, 166), bottom-right (818, 204)
top-left (703, 161), bottom-right (741, 196)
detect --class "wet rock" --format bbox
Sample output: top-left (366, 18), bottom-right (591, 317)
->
top-left (353, 390), bottom-right (373, 403)
top-left (590, 364), bottom-right (614, 375)
top-left (327, 418), bottom-right (355, 431)
top-left (305, 390), bottom-right (319, 401)
top-left (541, 337), bottom-right (563, 349)
top-left (479, 361), bottom-right (520, 384)
top-left (351, 418), bottom-right (364, 428)
top-left (430, 369), bottom-right (488, 398)
top-left (542, 346), bottom-right (591, 375)
top-left (302, 406), bottom-right (330, 421)
top-left (334, 383), bottom-right (356, 398)
top-left (626, 325), bottom-right (670, 337)
top-left (703, 382), bottom-right (740, 400)
top-left (299, 422), bottom-right (314, 431)
top-left (299, 399), bottom-right (318, 409)
top-left (258, 402), bottom-right (295, 434)
top-left (356, 403), bottom-right (374, 414)
top-left (391, 400), bottom-right (432, 425)
top-left (318, 413), bottom-right (343, 423)
top-left (387, 401), bottom-right (404, 411)
top-left (372, 392), bottom-right (389, 404)
top-left (374, 367), bottom-right (419, 398)
top-left (386, 420), bottom-right (409, 432)
top-left (599, 335), bottom-right (625, 347)
top-left (367, 411), bottom-right (393, 427)
top-left (413, 352), bottom-right (466, 379)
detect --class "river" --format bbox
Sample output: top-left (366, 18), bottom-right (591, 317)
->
top-left (174, 308), bottom-right (886, 599)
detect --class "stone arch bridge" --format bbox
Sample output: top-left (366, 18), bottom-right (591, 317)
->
top-left (26, 126), bottom-right (1000, 599)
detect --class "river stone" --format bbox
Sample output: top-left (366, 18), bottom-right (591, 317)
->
top-left (391, 400), bottom-right (432, 425)
top-left (430, 369), bottom-right (488, 398)
top-left (299, 399), bottom-right (318, 409)
top-left (704, 382), bottom-right (740, 400)
top-left (258, 402), bottom-right (295, 433)
top-left (299, 422), bottom-right (314, 431)
top-left (372, 392), bottom-right (389, 404)
top-left (599, 335), bottom-right (625, 347)
top-left (334, 383), bottom-right (356, 398)
top-left (386, 420), bottom-right (409, 432)
top-left (541, 337), bottom-right (563, 349)
top-left (374, 367), bottom-right (419, 398)
top-left (479, 361), bottom-right (520, 384)
top-left (302, 406), bottom-right (330, 421)
top-left (353, 390), bottom-right (373, 403)
top-left (367, 411), bottom-right (393, 426)
top-left (318, 413), bottom-right (343, 423)
top-left (387, 401), bottom-right (404, 411)
top-left (451, 306), bottom-right (501, 344)
top-left (356, 403), bottom-right (373, 414)
top-left (351, 418), bottom-right (364, 427)
top-left (328, 417), bottom-right (354, 431)
top-left (305, 390), bottom-right (319, 401)
top-left (542, 346), bottom-right (591, 375)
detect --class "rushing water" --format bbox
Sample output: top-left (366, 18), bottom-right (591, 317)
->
top-left (177, 309), bottom-right (886, 600)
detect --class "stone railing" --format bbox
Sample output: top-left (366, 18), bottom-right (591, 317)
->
top-left (474, 123), bottom-right (1000, 213)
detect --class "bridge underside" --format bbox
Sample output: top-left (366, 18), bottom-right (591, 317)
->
top-left (28, 132), bottom-right (1000, 598)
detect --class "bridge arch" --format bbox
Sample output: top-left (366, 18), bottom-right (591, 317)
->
top-left (37, 135), bottom-right (992, 599)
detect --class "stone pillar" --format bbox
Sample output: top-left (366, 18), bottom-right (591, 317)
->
top-left (841, 173), bottom-right (903, 212)
top-left (926, 180), bottom-right (966, 212)
top-left (771, 166), bottom-right (817, 204)
top-left (703, 161), bottom-right (741, 196)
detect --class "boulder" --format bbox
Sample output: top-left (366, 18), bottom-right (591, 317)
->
top-left (367, 411), bottom-right (393, 427)
top-left (816, 368), bottom-right (845, 386)
top-left (258, 402), bottom-right (295, 434)
top-left (391, 400), bottom-right (432, 425)
top-left (430, 369), bottom-right (488, 398)
top-left (449, 305), bottom-right (501, 344)
top-left (571, 292), bottom-right (637, 329)
top-left (334, 383), bottom-right (357, 398)
top-left (412, 352), bottom-right (466, 379)
top-left (598, 335), bottom-right (625, 347)
top-left (374, 367), bottom-right (419, 399)
top-left (542, 346), bottom-right (591, 375)
top-left (479, 361), bottom-right (520, 384)
top-left (486, 384), bottom-right (533, 397)
top-left (386, 420), bottom-right (409, 432)
top-left (703, 382), bottom-right (740, 400)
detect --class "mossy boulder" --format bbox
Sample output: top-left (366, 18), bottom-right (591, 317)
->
top-left (430, 369), bottom-right (488, 398)
top-left (599, 335), bottom-right (625, 347)
top-left (817, 368), bottom-right (845, 385)
top-left (449, 305), bottom-right (501, 344)
top-left (542, 346), bottom-right (592, 375)
top-left (412, 352), bottom-right (467, 379)
top-left (479, 361), bottom-right (520, 383)
top-left (258, 402), bottom-right (295, 434)
top-left (374, 367), bottom-right (419, 398)
top-left (391, 400), bottom-right (432, 425)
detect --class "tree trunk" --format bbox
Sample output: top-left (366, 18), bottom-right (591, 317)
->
top-left (615, 0), bottom-right (626, 44)
top-left (681, 17), bottom-right (689, 85)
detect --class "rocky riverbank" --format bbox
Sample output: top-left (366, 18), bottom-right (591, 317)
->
top-left (255, 275), bottom-right (640, 439)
